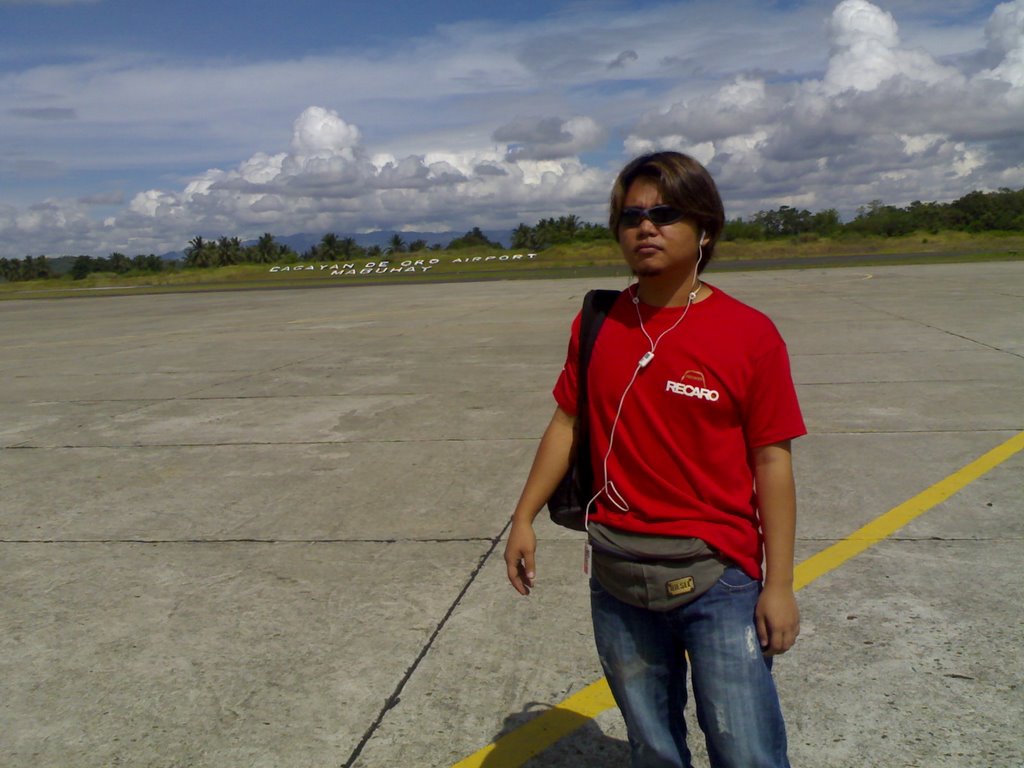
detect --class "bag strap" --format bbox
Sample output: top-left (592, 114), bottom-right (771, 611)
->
top-left (574, 289), bottom-right (619, 502)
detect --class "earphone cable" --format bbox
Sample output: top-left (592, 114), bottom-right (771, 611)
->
top-left (595, 283), bottom-right (697, 516)
top-left (584, 244), bottom-right (704, 529)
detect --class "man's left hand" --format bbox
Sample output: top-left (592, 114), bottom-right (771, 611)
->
top-left (755, 583), bottom-right (800, 656)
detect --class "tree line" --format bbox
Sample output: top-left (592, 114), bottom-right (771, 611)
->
top-left (0, 255), bottom-right (58, 282)
top-left (0, 252), bottom-right (176, 283)
top-left (3, 187), bottom-right (1021, 282)
top-left (179, 228), bottom-right (511, 270)
top-left (511, 215), bottom-right (610, 250)
top-left (723, 187), bottom-right (1024, 239)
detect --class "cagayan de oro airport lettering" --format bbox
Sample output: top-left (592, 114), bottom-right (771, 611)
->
top-left (268, 253), bottom-right (538, 277)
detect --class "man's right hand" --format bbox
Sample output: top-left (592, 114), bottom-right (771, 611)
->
top-left (503, 406), bottom-right (575, 596)
top-left (504, 519), bottom-right (537, 595)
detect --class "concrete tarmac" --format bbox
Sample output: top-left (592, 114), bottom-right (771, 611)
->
top-left (1, 262), bottom-right (1022, 768)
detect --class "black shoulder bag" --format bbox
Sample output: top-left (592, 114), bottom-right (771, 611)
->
top-left (546, 289), bottom-right (619, 531)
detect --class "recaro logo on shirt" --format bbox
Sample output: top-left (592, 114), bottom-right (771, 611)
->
top-left (666, 370), bottom-right (720, 402)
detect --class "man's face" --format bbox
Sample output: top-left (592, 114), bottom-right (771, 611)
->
top-left (618, 177), bottom-right (703, 280)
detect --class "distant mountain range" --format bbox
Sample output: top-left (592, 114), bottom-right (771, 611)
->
top-left (159, 228), bottom-right (515, 261)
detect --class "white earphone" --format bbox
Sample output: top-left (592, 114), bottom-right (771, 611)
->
top-left (586, 232), bottom-right (708, 525)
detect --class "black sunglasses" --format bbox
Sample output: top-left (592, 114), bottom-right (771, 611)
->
top-left (619, 205), bottom-right (687, 228)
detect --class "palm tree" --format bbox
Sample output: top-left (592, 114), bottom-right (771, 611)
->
top-left (144, 254), bottom-right (166, 272)
top-left (318, 232), bottom-right (340, 262)
top-left (387, 234), bottom-right (406, 255)
top-left (215, 236), bottom-right (241, 266)
top-left (185, 236), bottom-right (205, 267)
top-left (511, 223), bottom-right (535, 250)
top-left (339, 237), bottom-right (359, 259)
top-left (253, 233), bottom-right (278, 264)
top-left (108, 252), bottom-right (130, 273)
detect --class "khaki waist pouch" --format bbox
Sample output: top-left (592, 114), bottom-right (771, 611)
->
top-left (589, 523), bottom-right (728, 612)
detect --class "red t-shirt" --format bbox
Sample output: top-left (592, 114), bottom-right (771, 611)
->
top-left (553, 285), bottom-right (806, 579)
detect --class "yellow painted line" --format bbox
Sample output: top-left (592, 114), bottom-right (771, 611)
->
top-left (453, 430), bottom-right (1024, 768)
top-left (451, 679), bottom-right (613, 768)
top-left (795, 430), bottom-right (1024, 589)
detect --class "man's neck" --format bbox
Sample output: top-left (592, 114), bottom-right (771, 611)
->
top-left (635, 275), bottom-right (706, 308)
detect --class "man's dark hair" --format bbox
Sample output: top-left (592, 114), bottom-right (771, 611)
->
top-left (609, 152), bottom-right (726, 273)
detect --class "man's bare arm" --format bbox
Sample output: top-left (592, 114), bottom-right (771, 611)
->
top-left (504, 406), bottom-right (576, 595)
top-left (753, 440), bottom-right (800, 655)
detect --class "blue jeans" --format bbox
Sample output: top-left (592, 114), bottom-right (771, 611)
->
top-left (591, 567), bottom-right (790, 768)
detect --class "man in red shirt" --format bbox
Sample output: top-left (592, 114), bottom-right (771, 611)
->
top-left (505, 152), bottom-right (805, 768)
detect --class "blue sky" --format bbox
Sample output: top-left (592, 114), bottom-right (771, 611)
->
top-left (1, 0), bottom-right (1022, 258)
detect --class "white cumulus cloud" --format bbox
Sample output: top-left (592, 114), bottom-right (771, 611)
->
top-left (290, 106), bottom-right (362, 156)
top-left (1, 1), bottom-right (1022, 259)
top-left (624, 0), bottom-right (1024, 217)
top-left (823, 0), bottom-right (963, 92)
top-left (80, 106), bottom-right (612, 252)
top-left (983, 0), bottom-right (1024, 87)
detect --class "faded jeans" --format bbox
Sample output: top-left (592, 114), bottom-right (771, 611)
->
top-left (590, 566), bottom-right (791, 768)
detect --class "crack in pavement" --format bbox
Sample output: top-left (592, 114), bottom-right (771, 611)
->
top-left (340, 517), bottom-right (513, 768)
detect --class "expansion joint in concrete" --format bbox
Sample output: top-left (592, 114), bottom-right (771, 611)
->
top-left (0, 536), bottom-right (498, 545)
top-left (340, 517), bottom-right (513, 768)
top-left (810, 428), bottom-right (1021, 435)
top-left (1, 436), bottom-right (541, 450)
